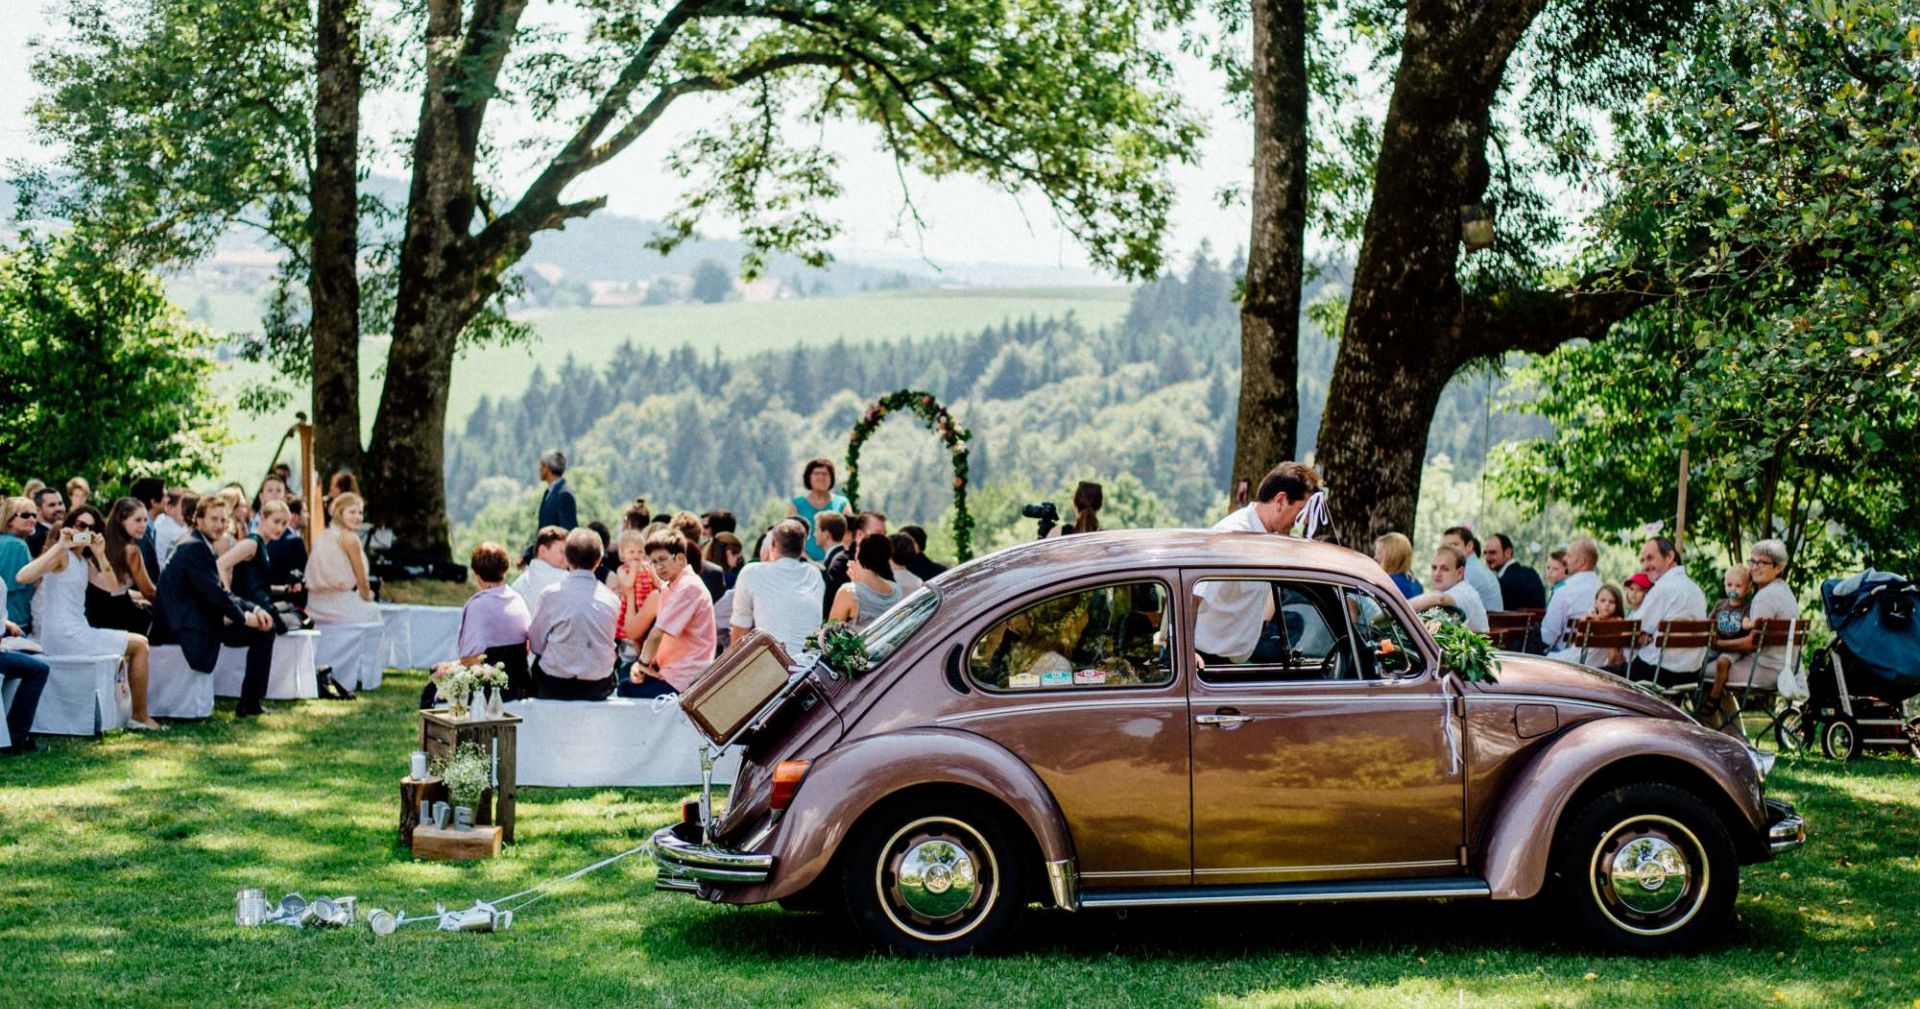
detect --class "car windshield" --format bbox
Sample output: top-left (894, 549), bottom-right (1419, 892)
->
top-left (863, 588), bottom-right (940, 666)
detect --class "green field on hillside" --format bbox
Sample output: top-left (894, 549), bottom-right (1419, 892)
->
top-left (211, 286), bottom-right (1130, 483)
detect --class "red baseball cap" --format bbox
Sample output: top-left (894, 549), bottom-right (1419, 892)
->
top-left (1625, 572), bottom-right (1654, 590)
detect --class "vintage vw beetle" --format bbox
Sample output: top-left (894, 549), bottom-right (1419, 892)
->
top-left (652, 531), bottom-right (1805, 954)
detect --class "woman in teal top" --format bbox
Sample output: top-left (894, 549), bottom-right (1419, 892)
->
top-left (787, 457), bottom-right (850, 563)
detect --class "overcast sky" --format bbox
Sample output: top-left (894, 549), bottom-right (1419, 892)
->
top-left (0, 4), bottom-right (1258, 281)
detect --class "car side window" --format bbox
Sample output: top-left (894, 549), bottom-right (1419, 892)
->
top-left (1195, 578), bottom-right (1376, 683)
top-left (1344, 586), bottom-right (1422, 678)
top-left (968, 581), bottom-right (1172, 691)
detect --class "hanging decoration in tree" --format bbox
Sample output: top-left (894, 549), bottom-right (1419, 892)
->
top-left (845, 390), bottom-right (974, 562)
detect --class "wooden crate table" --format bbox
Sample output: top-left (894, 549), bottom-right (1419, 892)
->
top-left (414, 824), bottom-right (504, 861)
top-left (418, 710), bottom-right (521, 843)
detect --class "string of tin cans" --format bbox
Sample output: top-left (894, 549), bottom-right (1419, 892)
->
top-left (233, 841), bottom-right (653, 936)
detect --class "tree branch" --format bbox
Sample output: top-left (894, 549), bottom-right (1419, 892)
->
top-left (1459, 271), bottom-right (1664, 360)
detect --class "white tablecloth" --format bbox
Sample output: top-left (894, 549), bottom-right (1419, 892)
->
top-left (33, 653), bottom-right (130, 736)
top-left (378, 603), bottom-right (464, 669)
top-left (316, 620), bottom-right (387, 691)
top-left (507, 698), bottom-right (741, 788)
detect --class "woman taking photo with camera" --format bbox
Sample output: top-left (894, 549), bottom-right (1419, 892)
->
top-left (16, 506), bottom-right (161, 730)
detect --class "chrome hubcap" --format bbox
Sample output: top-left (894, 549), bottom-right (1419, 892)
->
top-left (877, 817), bottom-right (997, 942)
top-left (1589, 815), bottom-right (1707, 936)
top-left (1607, 836), bottom-right (1689, 914)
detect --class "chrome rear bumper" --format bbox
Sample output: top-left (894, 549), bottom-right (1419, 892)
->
top-left (650, 823), bottom-right (773, 889)
top-left (1765, 797), bottom-right (1806, 854)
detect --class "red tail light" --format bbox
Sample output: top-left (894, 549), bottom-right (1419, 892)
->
top-left (770, 760), bottom-right (811, 811)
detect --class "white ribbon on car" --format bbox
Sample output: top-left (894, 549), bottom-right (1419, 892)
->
top-left (1441, 674), bottom-right (1463, 777)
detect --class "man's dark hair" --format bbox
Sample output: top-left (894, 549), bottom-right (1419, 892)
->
top-left (901, 524), bottom-right (929, 551)
top-left (535, 525), bottom-right (568, 550)
top-left (815, 511), bottom-right (849, 542)
top-left (1488, 533), bottom-right (1513, 553)
top-left (563, 528), bottom-right (603, 570)
top-left (1443, 525), bottom-right (1481, 553)
top-left (856, 511), bottom-right (887, 534)
top-left (644, 528), bottom-right (688, 558)
top-left (130, 477), bottom-right (165, 509)
top-left (770, 519), bottom-right (808, 558)
top-left (1648, 535), bottom-right (1678, 561)
top-left (1254, 464), bottom-right (1311, 504)
top-left (705, 509), bottom-right (737, 535)
top-left (890, 531), bottom-right (920, 563)
top-left (855, 528), bottom-right (893, 574)
top-left (32, 486), bottom-right (59, 507)
top-left (286, 494), bottom-right (304, 516)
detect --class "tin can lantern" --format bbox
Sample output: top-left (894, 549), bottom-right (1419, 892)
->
top-left (234, 888), bottom-right (271, 927)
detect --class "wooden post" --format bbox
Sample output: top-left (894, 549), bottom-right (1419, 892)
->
top-left (1675, 448), bottom-right (1690, 559)
top-left (399, 775), bottom-right (447, 846)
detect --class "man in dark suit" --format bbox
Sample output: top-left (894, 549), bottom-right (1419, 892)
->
top-left (24, 487), bottom-right (62, 558)
top-left (1487, 533), bottom-right (1548, 611)
top-left (153, 497), bottom-right (278, 718)
top-left (130, 477), bottom-right (166, 577)
top-left (523, 449), bottom-right (578, 565)
top-left (813, 511), bottom-right (851, 621)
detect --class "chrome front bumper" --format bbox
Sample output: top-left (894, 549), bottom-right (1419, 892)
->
top-left (650, 823), bottom-right (773, 891)
top-left (1765, 797), bottom-right (1806, 854)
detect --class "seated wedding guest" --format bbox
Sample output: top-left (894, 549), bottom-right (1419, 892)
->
top-left (889, 533), bottom-right (926, 594)
top-left (587, 520), bottom-right (618, 583)
top-left (898, 525), bottom-right (947, 581)
top-left (130, 478), bottom-right (166, 576)
top-left (789, 458), bottom-right (851, 563)
top-left (626, 529), bottom-right (717, 698)
top-left (1539, 537), bottom-right (1602, 652)
top-left (711, 532), bottom-right (745, 590)
top-left (218, 501), bottom-right (295, 614)
top-left (1372, 531), bottom-right (1422, 598)
top-left (1407, 545), bottom-right (1489, 632)
top-left (1548, 582), bottom-right (1628, 668)
top-left (215, 486), bottom-right (250, 552)
top-left (609, 528), bottom-right (659, 692)
top-left (267, 495), bottom-right (308, 605)
top-left (17, 507), bottom-right (161, 729)
top-left (1628, 537), bottom-right (1709, 689)
top-left (305, 493), bottom-right (381, 624)
top-left (828, 532), bottom-right (902, 632)
top-left (730, 519), bottom-right (825, 657)
top-left (152, 497), bottom-right (278, 718)
top-left (89, 497), bottom-right (157, 635)
top-left (455, 542), bottom-right (533, 700)
top-left (1623, 571), bottom-right (1654, 616)
top-left (854, 511), bottom-right (888, 548)
top-left (0, 576), bottom-right (50, 755)
top-left (65, 476), bottom-right (91, 512)
top-left (1, 497), bottom-right (39, 632)
top-left (1441, 526), bottom-right (1504, 612)
top-left (622, 497), bottom-right (652, 533)
top-left (512, 526), bottom-right (569, 607)
top-left (1487, 533), bottom-right (1547, 610)
top-left (814, 511), bottom-right (853, 619)
top-left (528, 528), bottom-right (620, 700)
top-left (1544, 549), bottom-right (1568, 594)
top-left (250, 474), bottom-right (289, 531)
top-left (1703, 538), bottom-right (1799, 737)
top-left (26, 486), bottom-right (64, 557)
top-left (156, 489), bottom-right (192, 570)
top-left (670, 511), bottom-right (728, 602)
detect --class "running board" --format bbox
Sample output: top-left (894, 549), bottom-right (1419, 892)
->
top-left (1078, 877), bottom-right (1490, 909)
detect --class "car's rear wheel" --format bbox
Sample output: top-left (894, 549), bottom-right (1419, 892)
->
top-left (1555, 782), bottom-right (1737, 953)
top-left (842, 799), bottom-right (1025, 956)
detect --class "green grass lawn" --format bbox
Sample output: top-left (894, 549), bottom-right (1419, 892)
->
top-left (210, 287), bottom-right (1130, 484)
top-left (4, 671), bottom-right (1917, 1008)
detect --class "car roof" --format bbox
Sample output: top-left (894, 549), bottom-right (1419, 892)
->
top-left (926, 528), bottom-right (1396, 611)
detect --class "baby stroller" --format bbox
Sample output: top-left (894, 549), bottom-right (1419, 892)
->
top-left (1798, 570), bottom-right (1920, 760)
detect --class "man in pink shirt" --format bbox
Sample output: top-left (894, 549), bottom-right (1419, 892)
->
top-left (629, 529), bottom-right (717, 697)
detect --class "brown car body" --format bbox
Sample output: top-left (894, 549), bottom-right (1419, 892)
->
top-left (654, 530), bottom-right (1804, 950)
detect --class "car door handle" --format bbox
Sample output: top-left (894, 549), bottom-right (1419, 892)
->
top-left (1195, 712), bottom-right (1253, 727)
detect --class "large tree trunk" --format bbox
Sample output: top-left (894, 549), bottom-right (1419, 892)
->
top-left (309, 0), bottom-right (364, 482)
top-left (1231, 0), bottom-right (1310, 499)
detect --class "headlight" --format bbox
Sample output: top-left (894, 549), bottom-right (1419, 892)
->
top-left (1746, 745), bottom-right (1776, 781)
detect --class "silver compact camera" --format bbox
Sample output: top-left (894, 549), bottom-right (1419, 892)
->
top-left (71, 531), bottom-right (93, 545)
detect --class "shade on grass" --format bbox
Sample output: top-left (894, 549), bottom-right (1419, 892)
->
top-left (2, 669), bottom-right (1916, 1008)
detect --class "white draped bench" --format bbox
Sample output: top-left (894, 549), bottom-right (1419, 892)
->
top-left (378, 603), bottom-right (463, 669)
top-left (146, 645), bottom-right (215, 719)
top-left (33, 653), bottom-right (130, 736)
top-left (1, 676), bottom-right (17, 748)
top-left (316, 620), bottom-right (387, 691)
top-left (507, 697), bottom-right (741, 788)
top-left (147, 631), bottom-right (324, 716)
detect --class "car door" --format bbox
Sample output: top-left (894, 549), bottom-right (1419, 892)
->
top-left (934, 577), bottom-right (1193, 889)
top-left (1184, 569), bottom-right (1466, 886)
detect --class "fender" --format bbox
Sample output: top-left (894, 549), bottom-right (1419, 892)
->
top-left (1481, 716), bottom-right (1765, 900)
top-left (731, 727), bottom-right (1075, 902)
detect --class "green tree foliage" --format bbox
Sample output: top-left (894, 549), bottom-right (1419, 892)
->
top-left (1494, 0), bottom-right (1920, 576)
top-left (0, 240), bottom-right (228, 490)
top-left (689, 260), bottom-right (735, 304)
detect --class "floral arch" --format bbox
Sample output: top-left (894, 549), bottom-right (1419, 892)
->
top-left (844, 390), bottom-right (974, 562)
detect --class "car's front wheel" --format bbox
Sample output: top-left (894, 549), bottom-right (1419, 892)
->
top-left (842, 798), bottom-right (1025, 956)
top-left (1555, 782), bottom-right (1737, 952)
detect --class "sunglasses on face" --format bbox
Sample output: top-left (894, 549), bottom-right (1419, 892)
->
top-left (72, 523), bottom-right (97, 532)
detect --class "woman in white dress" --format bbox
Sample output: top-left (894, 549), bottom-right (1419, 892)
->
top-left (16, 506), bottom-right (160, 729)
top-left (305, 492), bottom-right (382, 625)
